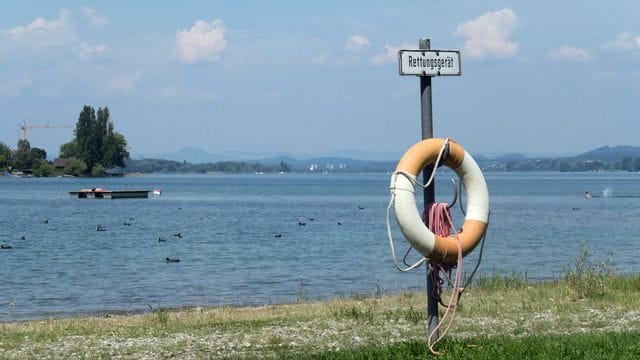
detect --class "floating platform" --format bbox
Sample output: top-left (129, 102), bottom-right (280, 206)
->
top-left (70, 188), bottom-right (150, 199)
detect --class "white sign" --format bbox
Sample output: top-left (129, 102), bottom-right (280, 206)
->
top-left (398, 49), bottom-right (461, 76)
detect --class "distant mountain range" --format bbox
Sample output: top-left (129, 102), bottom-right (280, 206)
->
top-left (572, 145), bottom-right (640, 161)
top-left (133, 144), bottom-right (640, 172)
top-left (136, 146), bottom-right (402, 163)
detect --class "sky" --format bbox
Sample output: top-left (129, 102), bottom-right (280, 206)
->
top-left (1, 1), bottom-right (640, 159)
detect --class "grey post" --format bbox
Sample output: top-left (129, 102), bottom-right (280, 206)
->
top-left (419, 38), bottom-right (439, 340)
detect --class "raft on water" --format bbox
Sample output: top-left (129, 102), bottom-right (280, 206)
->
top-left (70, 188), bottom-right (150, 199)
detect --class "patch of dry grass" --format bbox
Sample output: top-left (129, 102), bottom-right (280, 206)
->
top-left (1, 274), bottom-right (640, 359)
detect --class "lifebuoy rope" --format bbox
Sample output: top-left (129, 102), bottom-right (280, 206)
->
top-left (425, 202), bottom-right (463, 355)
top-left (423, 204), bottom-right (456, 307)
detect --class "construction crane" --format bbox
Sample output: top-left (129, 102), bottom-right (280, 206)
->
top-left (19, 119), bottom-right (72, 142)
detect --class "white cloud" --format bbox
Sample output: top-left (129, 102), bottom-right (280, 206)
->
top-left (173, 19), bottom-right (227, 64)
top-left (601, 32), bottom-right (640, 51)
top-left (78, 41), bottom-right (106, 61)
top-left (344, 35), bottom-right (370, 51)
top-left (311, 53), bottom-right (327, 64)
top-left (547, 46), bottom-right (591, 62)
top-left (370, 43), bottom-right (413, 65)
top-left (4, 10), bottom-right (75, 48)
top-left (454, 8), bottom-right (519, 60)
top-left (80, 7), bottom-right (109, 28)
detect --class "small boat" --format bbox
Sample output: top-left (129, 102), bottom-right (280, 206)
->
top-left (152, 189), bottom-right (162, 196)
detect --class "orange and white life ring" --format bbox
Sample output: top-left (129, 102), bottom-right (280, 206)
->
top-left (390, 138), bottom-right (489, 263)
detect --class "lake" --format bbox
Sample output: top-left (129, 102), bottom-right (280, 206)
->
top-left (1, 171), bottom-right (639, 321)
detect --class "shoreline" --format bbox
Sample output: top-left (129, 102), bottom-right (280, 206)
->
top-left (0, 285), bottom-right (425, 324)
top-left (2, 274), bottom-right (639, 359)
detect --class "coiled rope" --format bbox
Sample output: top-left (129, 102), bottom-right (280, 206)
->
top-left (424, 202), bottom-right (463, 355)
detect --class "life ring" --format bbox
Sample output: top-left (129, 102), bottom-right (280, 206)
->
top-left (391, 138), bottom-right (489, 263)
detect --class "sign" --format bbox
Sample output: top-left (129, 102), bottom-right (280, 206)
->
top-left (398, 49), bottom-right (461, 76)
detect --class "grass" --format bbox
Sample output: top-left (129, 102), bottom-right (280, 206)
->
top-left (562, 241), bottom-right (615, 299)
top-left (275, 332), bottom-right (640, 360)
top-left (1, 244), bottom-right (639, 359)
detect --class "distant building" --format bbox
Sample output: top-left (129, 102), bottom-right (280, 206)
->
top-left (53, 158), bottom-right (68, 170)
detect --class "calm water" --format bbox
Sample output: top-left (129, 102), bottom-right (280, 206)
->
top-left (1, 172), bottom-right (639, 321)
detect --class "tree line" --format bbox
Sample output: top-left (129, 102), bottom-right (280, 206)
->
top-left (125, 158), bottom-right (291, 174)
top-left (500, 157), bottom-right (640, 172)
top-left (0, 105), bottom-right (129, 177)
top-left (0, 140), bottom-right (51, 176)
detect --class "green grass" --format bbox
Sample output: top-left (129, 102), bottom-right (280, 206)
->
top-left (2, 244), bottom-right (639, 359)
top-left (276, 332), bottom-right (640, 360)
top-left (473, 270), bottom-right (528, 290)
top-left (2, 276), bottom-right (639, 358)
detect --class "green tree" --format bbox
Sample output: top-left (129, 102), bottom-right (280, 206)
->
top-left (279, 160), bottom-right (290, 172)
top-left (60, 105), bottom-right (130, 176)
top-left (0, 142), bottom-right (11, 170)
top-left (32, 160), bottom-right (57, 177)
top-left (91, 163), bottom-right (106, 177)
top-left (96, 107), bottom-right (109, 160)
top-left (102, 131), bottom-right (129, 168)
top-left (12, 139), bottom-right (33, 171)
top-left (617, 157), bottom-right (632, 171)
top-left (63, 157), bottom-right (88, 177)
top-left (59, 141), bottom-right (77, 159)
top-left (8, 140), bottom-right (49, 172)
top-left (74, 105), bottom-right (99, 171)
top-left (30, 148), bottom-right (47, 162)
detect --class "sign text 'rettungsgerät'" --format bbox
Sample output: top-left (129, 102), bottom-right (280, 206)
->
top-left (398, 49), bottom-right (461, 76)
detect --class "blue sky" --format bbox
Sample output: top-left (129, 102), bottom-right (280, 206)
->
top-left (1, 1), bottom-right (639, 159)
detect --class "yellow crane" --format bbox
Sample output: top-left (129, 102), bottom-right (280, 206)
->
top-left (19, 119), bottom-right (72, 142)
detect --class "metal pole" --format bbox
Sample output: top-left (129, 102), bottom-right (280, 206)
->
top-left (419, 38), bottom-right (439, 340)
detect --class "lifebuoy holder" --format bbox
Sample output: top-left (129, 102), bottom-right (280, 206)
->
top-left (390, 138), bottom-right (489, 263)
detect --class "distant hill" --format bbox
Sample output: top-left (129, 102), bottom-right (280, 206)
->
top-left (129, 144), bottom-right (640, 173)
top-left (137, 146), bottom-right (401, 164)
top-left (142, 146), bottom-right (234, 163)
top-left (495, 153), bottom-right (528, 161)
top-left (483, 145), bottom-right (640, 172)
top-left (573, 145), bottom-right (640, 162)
